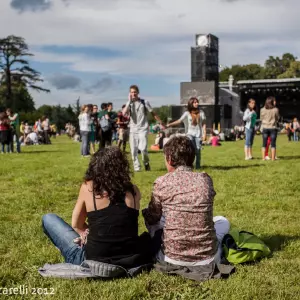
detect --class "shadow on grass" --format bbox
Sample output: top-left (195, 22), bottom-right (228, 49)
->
top-left (278, 155), bottom-right (300, 160)
top-left (262, 234), bottom-right (300, 252)
top-left (21, 150), bottom-right (68, 154)
top-left (155, 164), bottom-right (263, 172)
top-left (203, 164), bottom-right (262, 171)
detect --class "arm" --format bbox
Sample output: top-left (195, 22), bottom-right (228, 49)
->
top-left (71, 184), bottom-right (88, 236)
top-left (243, 109), bottom-right (252, 122)
top-left (167, 111), bottom-right (187, 128)
top-left (123, 98), bottom-right (131, 115)
top-left (201, 111), bottom-right (207, 141)
top-left (151, 111), bottom-right (162, 124)
top-left (142, 182), bottom-right (162, 226)
top-left (10, 113), bottom-right (18, 121)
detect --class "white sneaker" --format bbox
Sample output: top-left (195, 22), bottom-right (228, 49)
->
top-left (245, 157), bottom-right (252, 161)
top-left (264, 156), bottom-right (271, 161)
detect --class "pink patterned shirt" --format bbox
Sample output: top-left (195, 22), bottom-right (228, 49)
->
top-left (143, 166), bottom-right (217, 262)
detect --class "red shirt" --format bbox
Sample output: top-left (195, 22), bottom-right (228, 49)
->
top-left (117, 112), bottom-right (130, 129)
top-left (0, 123), bottom-right (10, 131)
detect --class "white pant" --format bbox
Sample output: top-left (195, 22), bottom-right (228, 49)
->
top-left (150, 216), bottom-right (230, 266)
top-left (129, 131), bottom-right (149, 171)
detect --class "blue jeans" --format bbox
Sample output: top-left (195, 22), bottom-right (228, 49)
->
top-left (42, 214), bottom-right (85, 265)
top-left (1, 143), bottom-right (10, 153)
top-left (245, 127), bottom-right (255, 148)
top-left (262, 128), bottom-right (277, 149)
top-left (11, 131), bottom-right (21, 153)
top-left (293, 131), bottom-right (299, 141)
top-left (187, 135), bottom-right (201, 169)
top-left (80, 131), bottom-right (90, 156)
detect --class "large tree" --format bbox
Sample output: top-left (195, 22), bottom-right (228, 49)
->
top-left (0, 35), bottom-right (50, 110)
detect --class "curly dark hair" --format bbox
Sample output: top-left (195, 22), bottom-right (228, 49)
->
top-left (164, 135), bottom-right (195, 168)
top-left (84, 147), bottom-right (133, 203)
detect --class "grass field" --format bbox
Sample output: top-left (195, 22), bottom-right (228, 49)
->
top-left (0, 134), bottom-right (300, 300)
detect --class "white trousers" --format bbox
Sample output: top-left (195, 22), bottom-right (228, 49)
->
top-left (129, 131), bottom-right (149, 171)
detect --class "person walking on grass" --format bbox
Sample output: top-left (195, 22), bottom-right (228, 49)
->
top-left (260, 97), bottom-right (280, 161)
top-left (166, 97), bottom-right (206, 170)
top-left (78, 105), bottom-right (91, 157)
top-left (243, 99), bottom-right (257, 160)
top-left (123, 85), bottom-right (163, 172)
top-left (6, 108), bottom-right (20, 153)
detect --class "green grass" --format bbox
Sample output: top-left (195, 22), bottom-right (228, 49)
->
top-left (0, 135), bottom-right (300, 299)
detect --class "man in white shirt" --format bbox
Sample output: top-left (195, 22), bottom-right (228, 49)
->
top-left (123, 85), bottom-right (162, 172)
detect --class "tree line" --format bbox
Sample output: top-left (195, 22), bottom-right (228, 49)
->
top-left (220, 53), bottom-right (300, 82)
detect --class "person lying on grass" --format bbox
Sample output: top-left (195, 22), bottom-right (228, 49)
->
top-left (42, 147), bottom-right (152, 267)
top-left (143, 135), bottom-right (230, 267)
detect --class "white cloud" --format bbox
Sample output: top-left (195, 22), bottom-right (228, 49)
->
top-left (1, 0), bottom-right (300, 107)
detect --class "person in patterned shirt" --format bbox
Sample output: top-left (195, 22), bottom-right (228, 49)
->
top-left (143, 135), bottom-right (230, 266)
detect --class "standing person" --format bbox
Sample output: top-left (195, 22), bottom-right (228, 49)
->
top-left (166, 97), bottom-right (206, 169)
top-left (107, 102), bottom-right (118, 144)
top-left (42, 116), bottom-right (51, 144)
top-left (98, 103), bottom-right (112, 149)
top-left (291, 118), bottom-right (300, 142)
top-left (0, 112), bottom-right (12, 154)
top-left (117, 105), bottom-right (130, 152)
top-left (264, 98), bottom-right (277, 160)
top-left (6, 108), bottom-right (20, 153)
top-left (260, 97), bottom-right (280, 161)
top-left (78, 105), bottom-right (91, 157)
top-left (243, 99), bottom-right (257, 160)
top-left (123, 85), bottom-right (162, 172)
top-left (89, 105), bottom-right (99, 154)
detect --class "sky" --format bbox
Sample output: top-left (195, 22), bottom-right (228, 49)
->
top-left (1, 0), bottom-right (300, 109)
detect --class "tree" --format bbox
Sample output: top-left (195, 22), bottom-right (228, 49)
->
top-left (0, 35), bottom-right (50, 110)
top-left (0, 81), bottom-right (35, 112)
top-left (219, 64), bottom-right (264, 82)
top-left (264, 53), bottom-right (296, 79)
top-left (278, 61), bottom-right (300, 79)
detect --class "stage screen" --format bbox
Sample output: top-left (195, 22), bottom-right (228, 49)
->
top-left (180, 81), bottom-right (216, 105)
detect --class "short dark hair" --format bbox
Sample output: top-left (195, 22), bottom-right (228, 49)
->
top-left (101, 103), bottom-right (108, 110)
top-left (129, 85), bottom-right (139, 94)
top-left (163, 136), bottom-right (195, 168)
top-left (107, 102), bottom-right (112, 107)
top-left (265, 97), bottom-right (275, 109)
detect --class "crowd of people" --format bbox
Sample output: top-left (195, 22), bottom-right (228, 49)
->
top-left (0, 108), bottom-right (57, 154)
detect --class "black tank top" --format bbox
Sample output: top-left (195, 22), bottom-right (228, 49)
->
top-left (85, 189), bottom-right (151, 268)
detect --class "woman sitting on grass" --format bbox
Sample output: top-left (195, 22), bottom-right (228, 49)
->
top-left (42, 147), bottom-right (152, 267)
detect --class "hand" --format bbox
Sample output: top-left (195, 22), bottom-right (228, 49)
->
top-left (128, 93), bottom-right (132, 102)
top-left (73, 229), bottom-right (89, 248)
